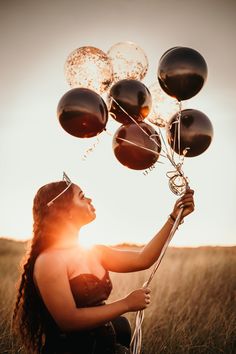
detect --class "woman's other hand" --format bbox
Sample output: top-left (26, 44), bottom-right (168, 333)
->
top-left (123, 288), bottom-right (151, 312)
top-left (171, 189), bottom-right (195, 220)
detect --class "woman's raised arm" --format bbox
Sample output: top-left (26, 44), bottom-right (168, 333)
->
top-left (97, 189), bottom-right (195, 272)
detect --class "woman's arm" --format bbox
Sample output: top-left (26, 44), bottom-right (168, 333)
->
top-left (97, 189), bottom-right (195, 272)
top-left (34, 252), bottom-right (150, 332)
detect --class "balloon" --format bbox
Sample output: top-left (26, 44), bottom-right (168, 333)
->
top-left (157, 47), bottom-right (208, 101)
top-left (159, 46), bottom-right (182, 60)
top-left (147, 82), bottom-right (179, 126)
top-left (64, 46), bottom-right (113, 94)
top-left (167, 109), bottom-right (213, 157)
top-left (108, 79), bottom-right (152, 125)
top-left (107, 41), bottom-right (148, 82)
top-left (113, 122), bottom-right (162, 170)
top-left (57, 88), bottom-right (108, 138)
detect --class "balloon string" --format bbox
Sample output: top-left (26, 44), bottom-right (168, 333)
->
top-left (111, 97), bottom-right (162, 150)
top-left (147, 121), bottom-right (178, 169)
top-left (111, 97), bottom-right (180, 168)
top-left (172, 120), bottom-right (178, 162)
top-left (177, 101), bottom-right (182, 159)
top-left (171, 101), bottom-right (183, 163)
top-left (171, 101), bottom-right (181, 162)
top-left (130, 206), bottom-right (185, 354)
top-left (116, 137), bottom-right (165, 159)
top-left (156, 125), bottom-right (171, 158)
top-left (111, 97), bottom-right (188, 194)
top-left (149, 130), bottom-right (171, 159)
top-left (151, 123), bottom-right (175, 164)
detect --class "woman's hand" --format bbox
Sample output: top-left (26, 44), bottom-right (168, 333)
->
top-left (123, 288), bottom-right (151, 312)
top-left (171, 189), bottom-right (195, 221)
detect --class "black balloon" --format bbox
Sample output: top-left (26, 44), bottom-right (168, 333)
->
top-left (57, 88), bottom-right (108, 138)
top-left (158, 47), bottom-right (208, 101)
top-left (108, 79), bottom-right (152, 125)
top-left (167, 109), bottom-right (213, 157)
top-left (113, 122), bottom-right (161, 170)
top-left (159, 46), bottom-right (182, 60)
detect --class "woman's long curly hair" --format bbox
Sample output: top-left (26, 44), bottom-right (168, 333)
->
top-left (12, 181), bottom-right (75, 353)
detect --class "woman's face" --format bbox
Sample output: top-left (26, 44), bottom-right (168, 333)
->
top-left (71, 185), bottom-right (96, 226)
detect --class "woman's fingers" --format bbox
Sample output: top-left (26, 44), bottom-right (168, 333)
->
top-left (172, 189), bottom-right (195, 219)
top-left (144, 288), bottom-right (151, 294)
top-left (177, 191), bottom-right (194, 207)
top-left (144, 288), bottom-right (151, 305)
top-left (177, 199), bottom-right (194, 206)
top-left (178, 199), bottom-right (195, 207)
top-left (186, 189), bottom-right (194, 195)
top-left (180, 202), bottom-right (195, 210)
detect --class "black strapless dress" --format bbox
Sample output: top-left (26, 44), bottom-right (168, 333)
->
top-left (42, 270), bottom-right (131, 354)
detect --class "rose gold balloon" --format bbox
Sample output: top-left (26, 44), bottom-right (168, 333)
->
top-left (107, 41), bottom-right (148, 82)
top-left (65, 46), bottom-right (113, 94)
top-left (113, 122), bottom-right (161, 170)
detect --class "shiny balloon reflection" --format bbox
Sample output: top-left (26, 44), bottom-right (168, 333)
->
top-left (113, 122), bottom-right (161, 170)
top-left (158, 47), bottom-right (208, 101)
top-left (167, 109), bottom-right (213, 157)
top-left (108, 79), bottom-right (152, 125)
top-left (57, 88), bottom-right (108, 138)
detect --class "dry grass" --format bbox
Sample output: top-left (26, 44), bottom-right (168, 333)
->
top-left (0, 238), bottom-right (27, 353)
top-left (0, 238), bottom-right (235, 353)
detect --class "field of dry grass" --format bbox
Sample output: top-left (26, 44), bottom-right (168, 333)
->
top-left (0, 238), bottom-right (235, 353)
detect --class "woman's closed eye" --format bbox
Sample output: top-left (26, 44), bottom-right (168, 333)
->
top-left (79, 191), bottom-right (85, 199)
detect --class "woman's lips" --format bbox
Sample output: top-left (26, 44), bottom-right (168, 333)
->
top-left (90, 204), bottom-right (96, 212)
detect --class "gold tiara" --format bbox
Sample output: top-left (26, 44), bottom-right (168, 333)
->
top-left (47, 172), bottom-right (72, 207)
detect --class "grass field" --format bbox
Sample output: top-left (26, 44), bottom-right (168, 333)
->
top-left (0, 238), bottom-right (235, 353)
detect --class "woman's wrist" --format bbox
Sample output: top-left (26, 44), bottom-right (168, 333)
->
top-left (167, 214), bottom-right (175, 226)
top-left (120, 298), bottom-right (130, 313)
top-left (168, 213), bottom-right (184, 225)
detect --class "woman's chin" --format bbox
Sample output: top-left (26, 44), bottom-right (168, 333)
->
top-left (86, 211), bottom-right (96, 224)
top-left (91, 212), bottom-right (96, 221)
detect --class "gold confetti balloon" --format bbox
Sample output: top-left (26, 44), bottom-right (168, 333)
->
top-left (107, 41), bottom-right (148, 82)
top-left (147, 82), bottom-right (179, 126)
top-left (64, 46), bottom-right (113, 94)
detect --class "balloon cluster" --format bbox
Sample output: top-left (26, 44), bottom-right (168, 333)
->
top-left (57, 42), bottom-right (214, 194)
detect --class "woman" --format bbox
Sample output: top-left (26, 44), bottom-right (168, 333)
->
top-left (13, 173), bottom-right (194, 354)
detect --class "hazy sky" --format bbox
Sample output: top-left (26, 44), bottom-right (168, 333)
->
top-left (0, 0), bottom-right (235, 247)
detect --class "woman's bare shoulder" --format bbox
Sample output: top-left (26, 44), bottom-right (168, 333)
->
top-left (90, 244), bottom-right (105, 259)
top-left (34, 250), bottom-right (67, 280)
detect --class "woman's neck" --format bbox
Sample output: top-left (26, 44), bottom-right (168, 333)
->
top-left (50, 224), bottom-right (81, 250)
top-left (51, 238), bottom-right (78, 250)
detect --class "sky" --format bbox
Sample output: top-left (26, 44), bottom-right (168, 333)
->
top-left (0, 0), bottom-right (235, 247)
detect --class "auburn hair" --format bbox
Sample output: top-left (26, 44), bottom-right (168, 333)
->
top-left (12, 181), bottom-right (75, 353)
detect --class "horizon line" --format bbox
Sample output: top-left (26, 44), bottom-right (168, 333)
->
top-left (0, 236), bottom-right (235, 249)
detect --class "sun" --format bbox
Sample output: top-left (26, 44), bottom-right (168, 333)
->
top-left (78, 232), bottom-right (97, 250)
